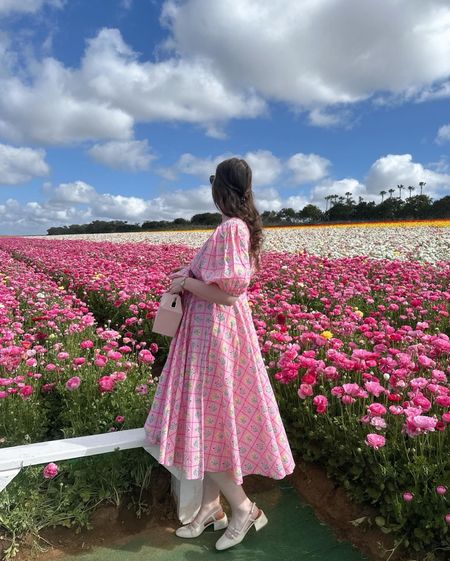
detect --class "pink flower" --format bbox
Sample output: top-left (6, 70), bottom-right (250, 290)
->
top-left (138, 349), bottom-right (155, 364)
top-left (115, 415), bottom-right (125, 423)
top-left (418, 355), bottom-right (435, 368)
top-left (436, 486), bottom-right (447, 495)
top-left (312, 395), bottom-right (328, 414)
top-left (368, 403), bottom-right (387, 416)
top-left (107, 350), bottom-right (122, 361)
top-left (94, 355), bottom-right (107, 367)
top-left (98, 376), bottom-right (115, 393)
top-left (445, 514), bottom-right (450, 524)
top-left (72, 357), bottom-right (85, 366)
top-left (412, 394), bottom-right (432, 411)
top-left (43, 462), bottom-right (59, 479)
top-left (19, 385), bottom-right (33, 399)
top-left (343, 383), bottom-right (360, 396)
top-left (45, 363), bottom-right (57, 371)
top-left (297, 383), bottom-right (313, 399)
top-left (436, 395), bottom-right (450, 407)
top-left (370, 416), bottom-right (387, 430)
top-left (404, 414), bottom-right (438, 437)
top-left (364, 381), bottom-right (386, 397)
top-left (135, 384), bottom-right (148, 395)
top-left (365, 433), bottom-right (386, 450)
top-left (0, 391), bottom-right (8, 399)
top-left (57, 352), bottom-right (69, 360)
top-left (389, 406), bottom-right (404, 415)
top-left (65, 376), bottom-right (81, 391)
top-left (402, 492), bottom-right (414, 502)
top-left (80, 339), bottom-right (94, 349)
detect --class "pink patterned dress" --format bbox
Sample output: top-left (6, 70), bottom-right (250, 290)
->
top-left (144, 216), bottom-right (295, 485)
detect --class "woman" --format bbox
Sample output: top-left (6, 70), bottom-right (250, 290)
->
top-left (144, 157), bottom-right (295, 551)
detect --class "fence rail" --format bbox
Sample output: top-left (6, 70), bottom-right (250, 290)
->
top-left (0, 428), bottom-right (202, 524)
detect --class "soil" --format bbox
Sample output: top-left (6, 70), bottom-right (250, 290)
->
top-left (3, 457), bottom-right (413, 561)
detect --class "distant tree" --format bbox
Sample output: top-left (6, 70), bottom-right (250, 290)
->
top-left (277, 207), bottom-right (297, 222)
top-left (430, 195), bottom-right (450, 218)
top-left (299, 204), bottom-right (323, 223)
top-left (190, 213), bottom-right (221, 225)
top-left (397, 195), bottom-right (433, 219)
top-left (373, 197), bottom-right (404, 220)
top-left (379, 190), bottom-right (387, 202)
top-left (173, 217), bottom-right (189, 225)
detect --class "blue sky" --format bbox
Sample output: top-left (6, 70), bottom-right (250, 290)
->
top-left (0, 0), bottom-right (449, 234)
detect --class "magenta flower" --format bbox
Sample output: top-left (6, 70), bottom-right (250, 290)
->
top-left (80, 339), bottom-right (94, 349)
top-left (365, 433), bottom-right (386, 450)
top-left (436, 486), bottom-right (447, 495)
top-left (368, 403), bottom-right (387, 416)
top-left (115, 415), bottom-right (125, 423)
top-left (19, 385), bottom-right (33, 399)
top-left (43, 462), bottom-right (59, 479)
top-left (312, 395), bottom-right (328, 413)
top-left (402, 491), bottom-right (414, 502)
top-left (98, 376), bottom-right (115, 393)
top-left (138, 349), bottom-right (155, 364)
top-left (65, 376), bottom-right (81, 391)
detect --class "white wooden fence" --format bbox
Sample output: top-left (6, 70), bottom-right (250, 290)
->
top-left (0, 428), bottom-right (203, 524)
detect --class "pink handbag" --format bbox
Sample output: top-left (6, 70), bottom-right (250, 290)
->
top-left (151, 292), bottom-right (183, 337)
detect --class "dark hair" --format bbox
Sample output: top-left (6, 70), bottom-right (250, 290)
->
top-left (211, 157), bottom-right (264, 272)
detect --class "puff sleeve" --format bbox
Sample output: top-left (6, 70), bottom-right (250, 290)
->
top-left (202, 220), bottom-right (252, 298)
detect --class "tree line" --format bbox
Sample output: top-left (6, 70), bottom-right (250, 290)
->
top-left (47, 188), bottom-right (450, 235)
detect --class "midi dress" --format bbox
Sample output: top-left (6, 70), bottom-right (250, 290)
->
top-left (144, 216), bottom-right (296, 485)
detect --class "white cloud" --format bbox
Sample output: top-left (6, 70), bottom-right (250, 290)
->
top-left (310, 178), bottom-right (366, 209)
top-left (365, 154), bottom-right (450, 198)
top-left (168, 150), bottom-right (331, 187)
top-left (0, 143), bottom-right (49, 184)
top-left (0, 28), bottom-right (265, 144)
top-left (0, 179), bottom-right (298, 234)
top-left (287, 153), bottom-right (331, 184)
top-left (436, 124), bottom-right (450, 144)
top-left (2, 0), bottom-right (450, 145)
top-left (162, 0), bottom-right (450, 114)
top-left (307, 107), bottom-right (354, 128)
top-left (245, 150), bottom-right (282, 185)
top-left (169, 150), bottom-right (283, 186)
top-left (88, 140), bottom-right (155, 171)
top-left (50, 181), bottom-right (97, 204)
top-left (0, 0), bottom-right (63, 16)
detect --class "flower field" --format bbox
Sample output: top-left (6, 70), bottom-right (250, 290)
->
top-left (1, 223), bottom-right (450, 560)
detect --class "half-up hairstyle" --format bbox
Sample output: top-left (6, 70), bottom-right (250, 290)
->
top-left (211, 157), bottom-right (264, 272)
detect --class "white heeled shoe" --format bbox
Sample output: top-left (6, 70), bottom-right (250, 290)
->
top-left (215, 502), bottom-right (268, 551)
top-left (175, 505), bottom-right (228, 538)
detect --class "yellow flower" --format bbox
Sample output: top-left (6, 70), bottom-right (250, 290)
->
top-left (321, 330), bottom-right (333, 340)
top-left (355, 310), bottom-right (364, 318)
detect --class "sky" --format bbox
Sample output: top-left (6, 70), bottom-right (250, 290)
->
top-left (0, 0), bottom-right (450, 235)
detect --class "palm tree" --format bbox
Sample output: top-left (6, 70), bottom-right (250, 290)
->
top-left (345, 191), bottom-right (352, 204)
top-left (388, 188), bottom-right (395, 199)
top-left (324, 195), bottom-right (332, 212)
top-left (419, 181), bottom-right (426, 196)
top-left (379, 190), bottom-right (387, 202)
top-left (397, 184), bottom-right (404, 199)
top-left (407, 185), bottom-right (415, 199)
